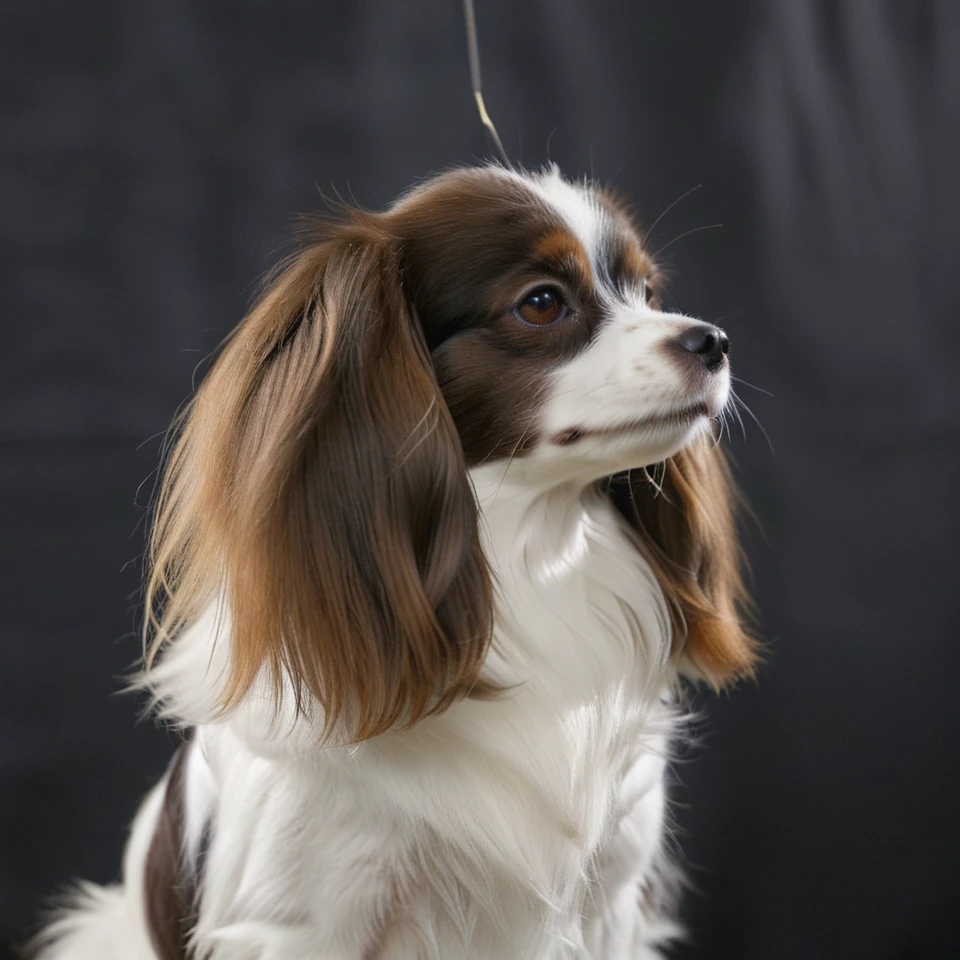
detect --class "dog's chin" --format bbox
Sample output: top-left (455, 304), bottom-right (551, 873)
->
top-left (508, 415), bottom-right (712, 491)
top-left (587, 411), bottom-right (713, 471)
top-left (548, 401), bottom-right (716, 470)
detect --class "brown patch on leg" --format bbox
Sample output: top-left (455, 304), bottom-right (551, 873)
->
top-left (144, 740), bottom-right (201, 960)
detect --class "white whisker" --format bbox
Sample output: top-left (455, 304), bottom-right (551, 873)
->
top-left (731, 375), bottom-right (774, 398)
top-left (731, 389), bottom-right (774, 454)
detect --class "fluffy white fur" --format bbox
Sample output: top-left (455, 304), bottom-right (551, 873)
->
top-left (34, 167), bottom-right (736, 959)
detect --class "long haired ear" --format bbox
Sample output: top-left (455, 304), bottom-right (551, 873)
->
top-left (144, 214), bottom-right (494, 740)
top-left (606, 435), bottom-right (758, 688)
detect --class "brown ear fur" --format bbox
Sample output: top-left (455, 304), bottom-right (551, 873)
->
top-left (144, 214), bottom-right (494, 740)
top-left (607, 436), bottom-right (758, 687)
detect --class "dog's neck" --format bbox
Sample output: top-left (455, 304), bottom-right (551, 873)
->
top-left (470, 462), bottom-right (675, 698)
top-left (470, 464), bottom-right (604, 587)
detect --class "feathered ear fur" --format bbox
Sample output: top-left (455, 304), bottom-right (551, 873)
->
top-left (607, 436), bottom-right (758, 687)
top-left (144, 214), bottom-right (494, 740)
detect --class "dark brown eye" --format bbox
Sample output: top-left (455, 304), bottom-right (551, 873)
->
top-left (515, 287), bottom-right (568, 326)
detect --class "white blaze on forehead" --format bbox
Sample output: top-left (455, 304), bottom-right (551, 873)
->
top-left (488, 164), bottom-right (609, 278)
top-left (527, 167), bottom-right (607, 278)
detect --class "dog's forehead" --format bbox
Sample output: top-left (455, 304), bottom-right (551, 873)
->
top-left (502, 166), bottom-right (651, 293)
top-left (394, 166), bottom-right (609, 247)
top-left (523, 168), bottom-right (608, 266)
top-left (389, 166), bottom-right (652, 307)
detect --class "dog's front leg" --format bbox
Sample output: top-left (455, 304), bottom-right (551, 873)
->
top-left (580, 751), bottom-right (680, 959)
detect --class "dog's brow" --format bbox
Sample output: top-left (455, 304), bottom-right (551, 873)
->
top-left (601, 229), bottom-right (654, 294)
top-left (531, 229), bottom-right (594, 293)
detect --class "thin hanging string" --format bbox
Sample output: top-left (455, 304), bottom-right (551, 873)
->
top-left (462, 0), bottom-right (511, 167)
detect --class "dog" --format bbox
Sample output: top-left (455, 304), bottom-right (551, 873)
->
top-left (34, 164), bottom-right (756, 959)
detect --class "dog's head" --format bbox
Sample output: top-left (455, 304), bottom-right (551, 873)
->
top-left (145, 166), bottom-right (755, 740)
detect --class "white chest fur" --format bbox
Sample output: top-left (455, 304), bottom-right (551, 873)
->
top-left (357, 466), bottom-right (680, 955)
top-left (146, 468), bottom-right (681, 959)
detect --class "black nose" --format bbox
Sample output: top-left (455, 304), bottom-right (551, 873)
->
top-left (676, 324), bottom-right (729, 370)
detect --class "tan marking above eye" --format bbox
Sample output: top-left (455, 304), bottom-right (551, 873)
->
top-left (533, 229), bottom-right (593, 291)
top-left (516, 287), bottom-right (567, 325)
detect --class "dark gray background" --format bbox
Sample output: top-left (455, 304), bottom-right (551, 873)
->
top-left (3, 1), bottom-right (958, 957)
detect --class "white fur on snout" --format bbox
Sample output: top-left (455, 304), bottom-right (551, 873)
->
top-left (536, 306), bottom-right (731, 471)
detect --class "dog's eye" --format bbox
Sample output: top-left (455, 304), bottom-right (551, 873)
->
top-left (515, 287), bottom-right (568, 326)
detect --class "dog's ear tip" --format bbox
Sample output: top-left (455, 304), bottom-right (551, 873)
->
top-left (605, 440), bottom-right (756, 686)
top-left (687, 626), bottom-right (761, 691)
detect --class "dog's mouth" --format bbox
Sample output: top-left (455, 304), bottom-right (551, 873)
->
top-left (551, 403), bottom-right (710, 446)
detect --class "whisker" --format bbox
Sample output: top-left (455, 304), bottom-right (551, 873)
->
top-left (721, 409), bottom-right (733, 446)
top-left (711, 413), bottom-right (722, 446)
top-left (728, 397), bottom-right (747, 442)
top-left (651, 223), bottom-right (723, 259)
top-left (644, 184), bottom-right (703, 240)
top-left (735, 398), bottom-right (749, 442)
top-left (714, 411), bottom-right (728, 447)
top-left (494, 416), bottom-right (538, 499)
top-left (642, 465), bottom-right (666, 498)
top-left (731, 375), bottom-right (774, 398)
top-left (731, 389), bottom-right (774, 454)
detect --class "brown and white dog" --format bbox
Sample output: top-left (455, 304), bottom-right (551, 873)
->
top-left (35, 165), bottom-right (756, 959)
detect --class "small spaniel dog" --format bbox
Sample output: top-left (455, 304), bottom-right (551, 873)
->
top-left (35, 165), bottom-right (756, 960)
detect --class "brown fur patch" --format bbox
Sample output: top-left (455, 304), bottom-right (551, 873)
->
top-left (145, 191), bottom-right (506, 740)
top-left (606, 436), bottom-right (758, 685)
top-left (144, 742), bottom-right (195, 960)
top-left (616, 234), bottom-right (655, 287)
top-left (532, 229), bottom-right (593, 291)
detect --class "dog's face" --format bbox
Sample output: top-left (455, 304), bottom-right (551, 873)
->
top-left (393, 167), bottom-right (730, 479)
top-left (145, 165), bottom-right (754, 742)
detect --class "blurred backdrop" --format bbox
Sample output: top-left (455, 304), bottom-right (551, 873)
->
top-left (3, 1), bottom-right (959, 957)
